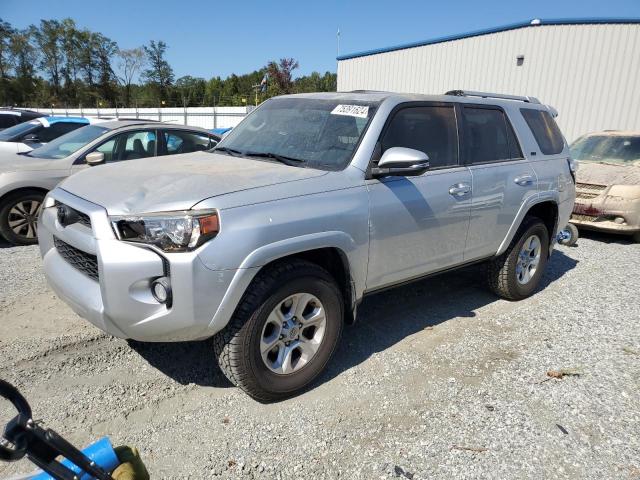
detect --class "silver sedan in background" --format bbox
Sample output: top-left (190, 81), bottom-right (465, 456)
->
top-left (0, 120), bottom-right (220, 245)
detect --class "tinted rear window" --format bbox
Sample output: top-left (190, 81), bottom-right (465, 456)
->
top-left (462, 107), bottom-right (523, 164)
top-left (521, 108), bottom-right (565, 155)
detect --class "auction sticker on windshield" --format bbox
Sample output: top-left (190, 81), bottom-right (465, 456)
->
top-left (331, 104), bottom-right (370, 118)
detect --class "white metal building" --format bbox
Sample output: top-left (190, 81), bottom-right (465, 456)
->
top-left (337, 18), bottom-right (640, 142)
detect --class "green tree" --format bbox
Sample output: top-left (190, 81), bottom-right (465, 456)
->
top-left (60, 18), bottom-right (83, 104)
top-left (93, 33), bottom-right (118, 105)
top-left (205, 76), bottom-right (224, 105)
top-left (34, 19), bottom-right (64, 99)
top-left (0, 18), bottom-right (16, 104)
top-left (9, 27), bottom-right (39, 105)
top-left (266, 58), bottom-right (299, 95)
top-left (117, 47), bottom-right (145, 106)
top-left (175, 75), bottom-right (206, 106)
top-left (0, 18), bottom-right (15, 79)
top-left (142, 40), bottom-right (174, 103)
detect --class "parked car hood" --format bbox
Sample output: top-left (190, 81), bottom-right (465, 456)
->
top-left (0, 152), bottom-right (67, 173)
top-left (58, 152), bottom-right (328, 214)
top-left (0, 142), bottom-right (20, 154)
top-left (577, 160), bottom-right (640, 186)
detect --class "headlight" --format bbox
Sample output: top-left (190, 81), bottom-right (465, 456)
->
top-left (110, 210), bottom-right (219, 252)
top-left (607, 184), bottom-right (640, 199)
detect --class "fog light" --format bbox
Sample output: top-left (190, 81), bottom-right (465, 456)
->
top-left (614, 217), bottom-right (625, 224)
top-left (151, 277), bottom-right (172, 306)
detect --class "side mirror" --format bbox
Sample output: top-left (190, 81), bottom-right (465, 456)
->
top-left (85, 151), bottom-right (105, 166)
top-left (23, 134), bottom-right (40, 143)
top-left (371, 147), bottom-right (430, 178)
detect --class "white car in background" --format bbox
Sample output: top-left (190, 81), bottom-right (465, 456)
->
top-left (0, 116), bottom-right (105, 154)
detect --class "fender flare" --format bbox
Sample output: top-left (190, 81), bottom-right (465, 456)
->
top-left (207, 231), bottom-right (358, 334)
top-left (496, 191), bottom-right (560, 256)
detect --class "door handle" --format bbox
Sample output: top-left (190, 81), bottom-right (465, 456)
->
top-left (449, 183), bottom-right (471, 196)
top-left (514, 175), bottom-right (534, 186)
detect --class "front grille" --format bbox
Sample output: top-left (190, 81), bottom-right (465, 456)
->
top-left (575, 192), bottom-right (600, 200)
top-left (576, 182), bottom-right (607, 192)
top-left (571, 213), bottom-right (598, 222)
top-left (76, 211), bottom-right (91, 228)
top-left (54, 237), bottom-right (99, 280)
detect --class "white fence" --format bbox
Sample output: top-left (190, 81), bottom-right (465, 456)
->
top-left (33, 106), bottom-right (252, 130)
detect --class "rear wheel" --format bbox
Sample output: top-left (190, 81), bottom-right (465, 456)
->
top-left (487, 217), bottom-right (550, 300)
top-left (0, 190), bottom-right (45, 246)
top-left (213, 260), bottom-right (343, 402)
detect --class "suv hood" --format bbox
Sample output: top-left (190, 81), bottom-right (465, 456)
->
top-left (59, 152), bottom-right (328, 214)
top-left (577, 160), bottom-right (640, 186)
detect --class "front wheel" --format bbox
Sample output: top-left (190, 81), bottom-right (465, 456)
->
top-left (0, 190), bottom-right (45, 246)
top-left (487, 217), bottom-right (550, 300)
top-left (213, 260), bottom-right (343, 402)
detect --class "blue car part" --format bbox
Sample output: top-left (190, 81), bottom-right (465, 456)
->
top-left (210, 127), bottom-right (232, 136)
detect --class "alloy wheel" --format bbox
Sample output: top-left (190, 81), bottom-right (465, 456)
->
top-left (7, 200), bottom-right (42, 240)
top-left (516, 234), bottom-right (541, 285)
top-left (260, 293), bottom-right (327, 375)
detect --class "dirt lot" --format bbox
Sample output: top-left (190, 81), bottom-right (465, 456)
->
top-left (1, 233), bottom-right (639, 479)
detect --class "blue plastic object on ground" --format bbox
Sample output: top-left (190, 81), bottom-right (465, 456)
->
top-left (32, 437), bottom-right (119, 480)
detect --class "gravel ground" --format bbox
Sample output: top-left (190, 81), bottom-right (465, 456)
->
top-left (0, 233), bottom-right (639, 479)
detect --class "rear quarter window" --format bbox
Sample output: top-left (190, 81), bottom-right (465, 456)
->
top-left (521, 108), bottom-right (565, 155)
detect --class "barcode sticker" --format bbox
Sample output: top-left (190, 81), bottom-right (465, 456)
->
top-left (331, 104), bottom-right (369, 118)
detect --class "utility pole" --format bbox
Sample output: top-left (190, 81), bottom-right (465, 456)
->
top-left (336, 27), bottom-right (341, 58)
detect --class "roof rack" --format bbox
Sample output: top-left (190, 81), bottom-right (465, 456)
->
top-left (445, 90), bottom-right (540, 104)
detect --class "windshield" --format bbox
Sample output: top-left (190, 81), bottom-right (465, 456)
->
top-left (0, 120), bottom-right (40, 141)
top-left (570, 135), bottom-right (640, 165)
top-left (217, 97), bottom-right (378, 171)
top-left (27, 125), bottom-right (108, 159)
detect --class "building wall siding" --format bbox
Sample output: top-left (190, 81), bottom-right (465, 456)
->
top-left (337, 24), bottom-right (640, 142)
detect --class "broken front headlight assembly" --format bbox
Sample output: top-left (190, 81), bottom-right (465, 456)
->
top-left (110, 210), bottom-right (219, 252)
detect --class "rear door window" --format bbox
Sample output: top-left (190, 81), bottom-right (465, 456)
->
top-left (89, 130), bottom-right (156, 162)
top-left (521, 108), bottom-right (565, 155)
top-left (461, 106), bottom-right (523, 164)
top-left (161, 130), bottom-right (212, 156)
top-left (380, 105), bottom-right (459, 168)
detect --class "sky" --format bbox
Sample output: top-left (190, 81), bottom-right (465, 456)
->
top-left (2, 0), bottom-right (639, 80)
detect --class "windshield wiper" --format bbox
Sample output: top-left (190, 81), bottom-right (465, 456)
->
top-left (243, 151), bottom-right (306, 166)
top-left (213, 146), bottom-right (244, 157)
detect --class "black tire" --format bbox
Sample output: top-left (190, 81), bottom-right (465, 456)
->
top-left (632, 231), bottom-right (640, 244)
top-left (213, 259), bottom-right (343, 402)
top-left (558, 223), bottom-right (579, 247)
top-left (0, 190), bottom-right (45, 246)
top-left (487, 216), bottom-right (550, 301)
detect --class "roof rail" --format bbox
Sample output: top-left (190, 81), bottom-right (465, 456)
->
top-left (348, 89), bottom-right (391, 93)
top-left (445, 90), bottom-right (540, 104)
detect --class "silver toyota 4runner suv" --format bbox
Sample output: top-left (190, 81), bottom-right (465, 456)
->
top-left (38, 91), bottom-right (576, 401)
